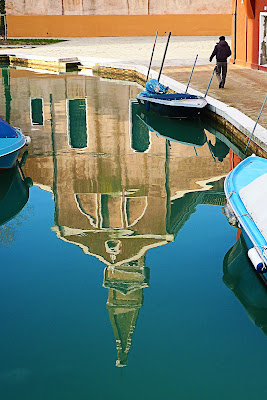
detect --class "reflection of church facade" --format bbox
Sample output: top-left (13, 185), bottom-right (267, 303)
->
top-left (0, 69), bottom-right (232, 366)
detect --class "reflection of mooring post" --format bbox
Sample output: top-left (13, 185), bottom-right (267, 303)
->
top-left (2, 68), bottom-right (11, 123)
top-left (165, 139), bottom-right (171, 231)
top-left (50, 93), bottom-right (59, 224)
top-left (245, 94), bottom-right (267, 154)
top-left (204, 66), bottom-right (217, 98)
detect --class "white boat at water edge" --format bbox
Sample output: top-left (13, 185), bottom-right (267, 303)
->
top-left (224, 155), bottom-right (267, 274)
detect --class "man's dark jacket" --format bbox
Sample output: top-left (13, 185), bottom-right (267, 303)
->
top-left (210, 40), bottom-right (231, 62)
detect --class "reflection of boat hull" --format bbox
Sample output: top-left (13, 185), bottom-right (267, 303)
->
top-left (136, 93), bottom-right (207, 119)
top-left (0, 148), bottom-right (22, 169)
top-left (0, 162), bottom-right (32, 225)
top-left (224, 155), bottom-right (267, 274)
top-left (136, 107), bottom-right (207, 147)
top-left (223, 234), bottom-right (267, 336)
top-left (0, 118), bottom-right (29, 169)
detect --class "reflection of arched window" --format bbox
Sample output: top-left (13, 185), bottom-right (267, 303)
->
top-left (130, 101), bottom-right (150, 153)
top-left (75, 193), bottom-right (98, 228)
top-left (30, 98), bottom-right (44, 125)
top-left (67, 99), bottom-right (87, 149)
top-left (125, 197), bottom-right (148, 227)
top-left (75, 192), bottom-right (148, 230)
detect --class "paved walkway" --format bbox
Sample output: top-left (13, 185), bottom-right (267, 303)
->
top-left (0, 36), bottom-right (226, 66)
top-left (161, 64), bottom-right (267, 130)
top-left (0, 36), bottom-right (266, 128)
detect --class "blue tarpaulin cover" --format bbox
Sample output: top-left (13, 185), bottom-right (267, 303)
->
top-left (0, 117), bottom-right (18, 138)
top-left (140, 79), bottom-right (199, 100)
top-left (145, 79), bottom-right (169, 94)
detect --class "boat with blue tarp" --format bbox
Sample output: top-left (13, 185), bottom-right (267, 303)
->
top-left (0, 117), bottom-right (30, 169)
top-left (136, 79), bottom-right (207, 119)
top-left (224, 155), bottom-right (267, 274)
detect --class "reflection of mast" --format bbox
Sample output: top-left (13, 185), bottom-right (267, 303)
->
top-left (50, 93), bottom-right (60, 227)
top-left (103, 256), bottom-right (150, 367)
top-left (2, 68), bottom-right (11, 124)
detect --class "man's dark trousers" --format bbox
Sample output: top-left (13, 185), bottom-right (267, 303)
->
top-left (216, 61), bottom-right (227, 88)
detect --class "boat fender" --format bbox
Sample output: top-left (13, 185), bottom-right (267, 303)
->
top-left (25, 136), bottom-right (31, 145)
top-left (223, 203), bottom-right (238, 227)
top-left (146, 101), bottom-right (150, 111)
top-left (19, 150), bottom-right (28, 168)
top-left (248, 247), bottom-right (267, 274)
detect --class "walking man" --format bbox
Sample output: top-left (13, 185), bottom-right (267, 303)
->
top-left (209, 36), bottom-right (231, 88)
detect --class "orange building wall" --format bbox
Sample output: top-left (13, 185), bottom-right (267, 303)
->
top-left (232, 0), bottom-right (267, 70)
top-left (6, 14), bottom-right (232, 37)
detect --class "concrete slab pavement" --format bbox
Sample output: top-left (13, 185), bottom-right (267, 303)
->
top-left (0, 36), bottom-right (228, 67)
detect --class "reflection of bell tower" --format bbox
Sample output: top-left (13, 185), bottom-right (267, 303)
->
top-left (103, 256), bottom-right (150, 367)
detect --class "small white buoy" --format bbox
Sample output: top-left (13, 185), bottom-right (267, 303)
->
top-left (25, 136), bottom-right (31, 145)
top-left (223, 203), bottom-right (238, 227)
top-left (248, 247), bottom-right (266, 273)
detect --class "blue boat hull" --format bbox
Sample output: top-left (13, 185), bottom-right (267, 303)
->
top-left (0, 162), bottom-right (32, 225)
top-left (137, 98), bottom-right (201, 118)
top-left (0, 117), bottom-right (27, 169)
top-left (136, 88), bottom-right (207, 119)
top-left (0, 148), bottom-right (21, 169)
top-left (224, 155), bottom-right (267, 274)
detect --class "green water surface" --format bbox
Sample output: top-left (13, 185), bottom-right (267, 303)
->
top-left (0, 68), bottom-right (266, 400)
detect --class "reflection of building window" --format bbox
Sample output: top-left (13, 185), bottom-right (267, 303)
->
top-left (67, 99), bottom-right (88, 149)
top-left (130, 100), bottom-right (150, 153)
top-left (75, 192), bottom-right (148, 230)
top-left (30, 98), bottom-right (44, 125)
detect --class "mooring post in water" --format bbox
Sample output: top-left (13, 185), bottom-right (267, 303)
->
top-left (146, 29), bottom-right (158, 83)
top-left (204, 66), bottom-right (217, 98)
top-left (245, 94), bottom-right (267, 154)
top-left (158, 32), bottom-right (171, 83)
top-left (185, 54), bottom-right (198, 94)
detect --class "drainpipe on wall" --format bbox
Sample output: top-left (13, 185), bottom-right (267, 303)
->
top-left (233, 0), bottom-right (238, 63)
top-left (245, 16), bottom-right (248, 65)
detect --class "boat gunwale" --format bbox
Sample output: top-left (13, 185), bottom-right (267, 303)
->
top-left (136, 93), bottom-right (207, 109)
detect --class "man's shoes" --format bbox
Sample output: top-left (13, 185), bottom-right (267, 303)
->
top-left (219, 82), bottom-right (223, 88)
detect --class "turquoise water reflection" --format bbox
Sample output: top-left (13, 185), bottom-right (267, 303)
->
top-left (0, 69), bottom-right (266, 400)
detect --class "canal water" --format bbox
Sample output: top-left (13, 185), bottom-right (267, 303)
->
top-left (0, 68), bottom-right (266, 400)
